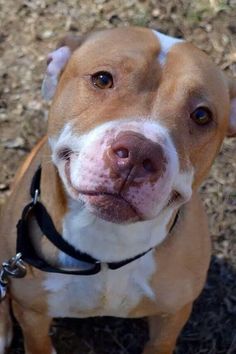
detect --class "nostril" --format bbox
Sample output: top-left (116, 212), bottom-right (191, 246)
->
top-left (143, 159), bottom-right (156, 173)
top-left (114, 147), bottom-right (129, 159)
top-left (57, 147), bottom-right (73, 161)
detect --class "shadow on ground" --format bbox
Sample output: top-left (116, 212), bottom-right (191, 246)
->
top-left (10, 256), bottom-right (236, 354)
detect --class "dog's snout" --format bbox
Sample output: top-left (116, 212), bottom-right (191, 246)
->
top-left (108, 132), bottom-right (166, 182)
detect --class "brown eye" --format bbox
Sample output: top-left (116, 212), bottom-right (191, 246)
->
top-left (91, 71), bottom-right (113, 89)
top-left (191, 107), bottom-right (212, 126)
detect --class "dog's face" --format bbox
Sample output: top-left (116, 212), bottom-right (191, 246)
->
top-left (43, 27), bottom-right (236, 224)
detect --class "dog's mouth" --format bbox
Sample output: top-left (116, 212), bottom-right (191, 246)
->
top-left (63, 160), bottom-right (140, 223)
top-left (79, 191), bottom-right (141, 223)
top-left (63, 159), bottom-right (184, 223)
top-left (75, 190), bottom-right (181, 224)
top-left (166, 190), bottom-right (182, 207)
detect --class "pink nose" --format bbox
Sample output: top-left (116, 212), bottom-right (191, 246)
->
top-left (108, 131), bottom-right (166, 185)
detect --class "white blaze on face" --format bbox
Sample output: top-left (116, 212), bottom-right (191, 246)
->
top-left (152, 30), bottom-right (183, 66)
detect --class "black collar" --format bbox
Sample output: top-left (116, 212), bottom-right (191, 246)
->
top-left (16, 166), bottom-right (179, 276)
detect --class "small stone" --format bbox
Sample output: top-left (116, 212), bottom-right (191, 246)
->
top-left (152, 8), bottom-right (161, 18)
top-left (28, 100), bottom-right (41, 110)
top-left (0, 183), bottom-right (9, 191)
top-left (41, 30), bottom-right (53, 39)
top-left (205, 24), bottom-right (212, 32)
top-left (0, 113), bottom-right (8, 122)
top-left (4, 137), bottom-right (25, 149)
top-left (222, 34), bottom-right (229, 46)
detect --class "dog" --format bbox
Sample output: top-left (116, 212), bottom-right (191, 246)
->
top-left (0, 27), bottom-right (236, 354)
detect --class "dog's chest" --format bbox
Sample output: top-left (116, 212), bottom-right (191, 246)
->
top-left (43, 253), bottom-right (156, 318)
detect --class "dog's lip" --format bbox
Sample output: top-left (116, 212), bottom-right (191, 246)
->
top-left (166, 190), bottom-right (182, 207)
top-left (64, 160), bottom-right (179, 219)
top-left (64, 160), bottom-right (143, 220)
top-left (77, 190), bottom-right (143, 221)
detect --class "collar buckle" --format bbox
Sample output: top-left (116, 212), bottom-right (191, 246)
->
top-left (2, 253), bottom-right (27, 279)
top-left (0, 253), bottom-right (27, 302)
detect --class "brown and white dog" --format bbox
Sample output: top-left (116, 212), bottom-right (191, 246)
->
top-left (0, 27), bottom-right (236, 354)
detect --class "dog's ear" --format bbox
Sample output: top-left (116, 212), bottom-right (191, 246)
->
top-left (227, 77), bottom-right (236, 137)
top-left (41, 35), bottom-right (84, 101)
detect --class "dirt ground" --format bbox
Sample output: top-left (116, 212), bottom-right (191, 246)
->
top-left (0, 1), bottom-right (236, 353)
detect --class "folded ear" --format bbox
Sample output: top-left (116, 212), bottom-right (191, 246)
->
top-left (227, 77), bottom-right (236, 137)
top-left (41, 35), bottom-right (83, 101)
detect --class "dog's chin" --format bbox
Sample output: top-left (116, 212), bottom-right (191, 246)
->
top-left (81, 194), bottom-right (141, 224)
top-left (62, 165), bottom-right (142, 223)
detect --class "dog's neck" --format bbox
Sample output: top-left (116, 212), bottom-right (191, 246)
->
top-left (62, 201), bottom-right (176, 263)
top-left (39, 150), bottom-right (176, 264)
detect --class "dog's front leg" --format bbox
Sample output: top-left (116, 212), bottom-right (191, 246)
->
top-left (12, 300), bottom-right (55, 354)
top-left (143, 303), bottom-right (193, 354)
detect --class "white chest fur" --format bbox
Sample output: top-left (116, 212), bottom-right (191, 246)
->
top-left (43, 251), bottom-right (156, 318)
top-left (43, 200), bottom-right (177, 318)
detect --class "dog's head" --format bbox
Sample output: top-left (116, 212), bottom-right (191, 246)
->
top-left (42, 27), bottom-right (236, 224)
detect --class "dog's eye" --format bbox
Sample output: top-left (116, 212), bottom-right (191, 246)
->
top-left (191, 107), bottom-right (212, 126)
top-left (91, 71), bottom-right (113, 89)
